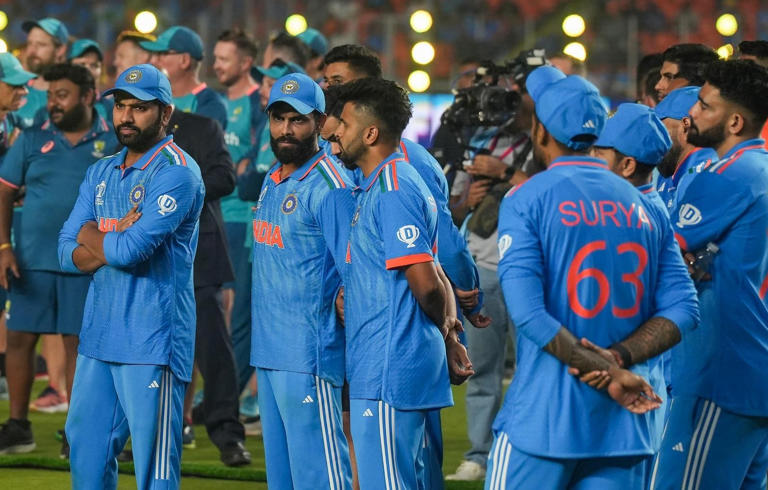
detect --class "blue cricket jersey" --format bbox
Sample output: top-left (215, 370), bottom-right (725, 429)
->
top-left (345, 152), bottom-right (453, 410)
top-left (657, 147), bottom-right (718, 214)
top-left (173, 83), bottom-right (228, 130)
top-left (671, 138), bottom-right (768, 417)
top-left (495, 156), bottom-right (698, 458)
top-left (250, 150), bottom-right (355, 387)
top-left (0, 115), bottom-right (118, 272)
top-left (58, 135), bottom-right (205, 382)
top-left (637, 183), bottom-right (668, 218)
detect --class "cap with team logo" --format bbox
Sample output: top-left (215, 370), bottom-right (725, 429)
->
top-left (103, 64), bottom-right (173, 105)
top-left (527, 65), bottom-right (608, 151)
top-left (0, 53), bottom-right (36, 86)
top-left (254, 59), bottom-right (306, 81)
top-left (595, 103), bottom-right (672, 166)
top-left (68, 39), bottom-right (103, 61)
top-left (655, 86), bottom-right (700, 121)
top-left (297, 28), bottom-right (328, 56)
top-left (22, 17), bottom-right (69, 45)
top-left (267, 72), bottom-right (325, 114)
top-left (139, 26), bottom-right (204, 60)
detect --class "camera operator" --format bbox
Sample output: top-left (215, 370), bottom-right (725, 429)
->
top-left (445, 50), bottom-right (546, 481)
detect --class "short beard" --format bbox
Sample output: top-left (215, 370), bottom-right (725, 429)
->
top-left (115, 112), bottom-right (165, 153)
top-left (51, 103), bottom-right (88, 132)
top-left (687, 120), bottom-right (726, 150)
top-left (27, 57), bottom-right (54, 75)
top-left (270, 133), bottom-right (318, 166)
top-left (218, 73), bottom-right (240, 88)
top-left (657, 143), bottom-right (684, 178)
top-left (337, 140), bottom-right (362, 170)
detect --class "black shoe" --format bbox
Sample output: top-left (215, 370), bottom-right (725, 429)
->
top-left (59, 431), bottom-right (69, 460)
top-left (0, 419), bottom-right (35, 454)
top-left (182, 422), bottom-right (196, 449)
top-left (220, 441), bottom-right (251, 467)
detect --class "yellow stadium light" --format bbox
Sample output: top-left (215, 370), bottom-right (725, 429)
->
top-left (134, 11), bottom-right (158, 34)
top-left (562, 14), bottom-right (586, 38)
top-left (563, 42), bottom-right (587, 62)
top-left (410, 10), bottom-right (433, 33)
top-left (408, 70), bottom-right (431, 93)
top-left (0, 11), bottom-right (8, 32)
top-left (716, 13), bottom-right (738, 37)
top-left (411, 41), bottom-right (435, 65)
top-left (0, 39), bottom-right (7, 54)
top-left (285, 14), bottom-right (308, 36)
top-left (717, 43), bottom-right (734, 59)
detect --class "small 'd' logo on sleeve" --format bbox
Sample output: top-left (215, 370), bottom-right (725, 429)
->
top-left (397, 225), bottom-right (420, 248)
top-left (498, 234), bottom-right (513, 260)
top-left (157, 194), bottom-right (177, 215)
top-left (677, 204), bottom-right (702, 228)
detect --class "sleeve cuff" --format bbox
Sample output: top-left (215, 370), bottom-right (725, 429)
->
top-left (527, 316), bottom-right (563, 349)
top-left (59, 241), bottom-right (80, 273)
top-left (655, 310), bottom-right (697, 336)
top-left (674, 232), bottom-right (689, 251)
top-left (0, 177), bottom-right (19, 190)
top-left (102, 232), bottom-right (119, 266)
top-left (385, 253), bottom-right (434, 270)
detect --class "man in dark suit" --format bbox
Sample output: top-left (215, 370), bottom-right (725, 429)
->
top-left (169, 109), bottom-right (251, 466)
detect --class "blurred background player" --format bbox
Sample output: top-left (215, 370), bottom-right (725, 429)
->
top-left (737, 40), bottom-right (768, 145)
top-left (635, 53), bottom-right (663, 108)
top-left (260, 31), bottom-right (309, 70)
top-left (59, 64), bottom-right (204, 488)
top-left (68, 38), bottom-right (113, 121)
top-left (322, 44), bottom-right (382, 87)
top-left (112, 31), bottom-right (156, 78)
top-left (0, 64), bottom-right (117, 457)
top-left (296, 27), bottom-right (328, 82)
top-left (655, 43), bottom-right (718, 101)
top-left (489, 66), bottom-right (698, 489)
top-left (652, 59), bottom-right (768, 490)
top-left (142, 25), bottom-right (228, 130)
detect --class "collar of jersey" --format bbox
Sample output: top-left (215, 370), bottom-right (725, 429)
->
top-left (675, 147), bottom-right (711, 183)
top-left (269, 149), bottom-right (327, 185)
top-left (636, 183), bottom-right (655, 194)
top-left (362, 151), bottom-right (406, 191)
top-left (114, 135), bottom-right (174, 171)
top-left (720, 138), bottom-right (766, 161)
top-left (547, 155), bottom-right (608, 171)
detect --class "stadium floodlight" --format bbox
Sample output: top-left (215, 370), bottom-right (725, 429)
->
top-left (0, 11), bottom-right (8, 32)
top-left (562, 14), bottom-right (586, 38)
top-left (411, 41), bottom-right (435, 65)
top-left (408, 70), bottom-right (430, 92)
top-left (134, 11), bottom-right (158, 34)
top-left (716, 13), bottom-right (738, 37)
top-left (285, 14), bottom-right (308, 36)
top-left (563, 41), bottom-right (587, 62)
top-left (410, 10), bottom-right (433, 33)
top-left (717, 44), bottom-right (734, 59)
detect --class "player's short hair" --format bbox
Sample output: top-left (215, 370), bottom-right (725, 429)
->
top-left (43, 63), bottom-right (94, 97)
top-left (703, 59), bottom-right (768, 129)
top-left (661, 44), bottom-right (719, 86)
top-left (336, 77), bottom-right (412, 141)
top-left (268, 32), bottom-right (309, 68)
top-left (324, 84), bottom-right (344, 118)
top-left (217, 28), bottom-right (259, 59)
top-left (642, 68), bottom-right (662, 103)
top-left (636, 53), bottom-right (663, 99)
top-left (738, 40), bottom-right (768, 66)
top-left (322, 44), bottom-right (382, 79)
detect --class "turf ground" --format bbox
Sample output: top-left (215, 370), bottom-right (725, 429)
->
top-left (0, 380), bottom-right (484, 489)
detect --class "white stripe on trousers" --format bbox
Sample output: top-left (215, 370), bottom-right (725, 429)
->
top-left (489, 433), bottom-right (511, 490)
top-left (682, 400), bottom-right (722, 490)
top-left (316, 378), bottom-right (345, 489)
top-left (153, 369), bottom-right (172, 481)
top-left (378, 401), bottom-right (400, 490)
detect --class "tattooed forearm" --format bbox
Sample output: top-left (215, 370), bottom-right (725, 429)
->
top-left (544, 327), bottom-right (616, 373)
top-left (613, 316), bottom-right (681, 368)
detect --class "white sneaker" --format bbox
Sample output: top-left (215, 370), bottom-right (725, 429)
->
top-left (445, 460), bottom-right (486, 481)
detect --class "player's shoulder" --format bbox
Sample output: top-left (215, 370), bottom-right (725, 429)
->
top-left (306, 154), bottom-right (353, 192)
top-left (198, 86), bottom-right (226, 105)
top-left (154, 142), bottom-right (202, 181)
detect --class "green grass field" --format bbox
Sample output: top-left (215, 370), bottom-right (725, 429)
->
top-left (0, 380), bottom-right (483, 489)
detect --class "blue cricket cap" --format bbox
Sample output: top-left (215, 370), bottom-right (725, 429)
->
top-left (140, 26), bottom-right (204, 61)
top-left (297, 28), bottom-right (328, 56)
top-left (527, 66), bottom-right (608, 151)
top-left (0, 53), bottom-right (36, 86)
top-left (68, 39), bottom-right (102, 61)
top-left (22, 17), bottom-right (69, 45)
top-left (595, 103), bottom-right (671, 166)
top-left (267, 73), bottom-right (325, 115)
top-left (103, 64), bottom-right (173, 106)
top-left (655, 86), bottom-right (700, 121)
top-left (254, 59), bottom-right (306, 81)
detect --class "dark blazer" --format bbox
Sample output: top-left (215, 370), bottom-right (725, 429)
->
top-left (169, 110), bottom-right (236, 287)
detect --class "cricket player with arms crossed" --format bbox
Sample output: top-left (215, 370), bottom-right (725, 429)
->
top-left (58, 64), bottom-right (205, 489)
top-left (487, 66), bottom-right (699, 489)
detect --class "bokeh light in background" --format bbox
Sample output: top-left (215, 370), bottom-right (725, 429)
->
top-left (411, 41), bottom-right (435, 65)
top-left (285, 14), bottom-right (308, 36)
top-left (562, 14), bottom-right (586, 38)
top-left (134, 11), bottom-right (158, 34)
top-left (717, 43), bottom-right (734, 59)
top-left (410, 10), bottom-right (433, 33)
top-left (716, 13), bottom-right (738, 36)
top-left (408, 70), bottom-right (431, 92)
top-left (0, 11), bottom-right (8, 32)
top-left (563, 41), bottom-right (587, 61)
top-left (0, 39), bottom-right (7, 53)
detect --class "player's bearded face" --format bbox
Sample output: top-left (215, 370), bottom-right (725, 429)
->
top-left (115, 108), bottom-right (164, 153)
top-left (658, 140), bottom-right (683, 178)
top-left (336, 130), bottom-right (365, 170)
top-left (687, 117), bottom-right (726, 150)
top-left (270, 132), bottom-right (317, 165)
top-left (50, 100), bottom-right (88, 132)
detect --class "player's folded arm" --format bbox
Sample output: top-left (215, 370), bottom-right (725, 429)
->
top-left (103, 167), bottom-right (200, 267)
top-left (436, 210), bottom-right (479, 292)
top-left (58, 173), bottom-right (99, 273)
